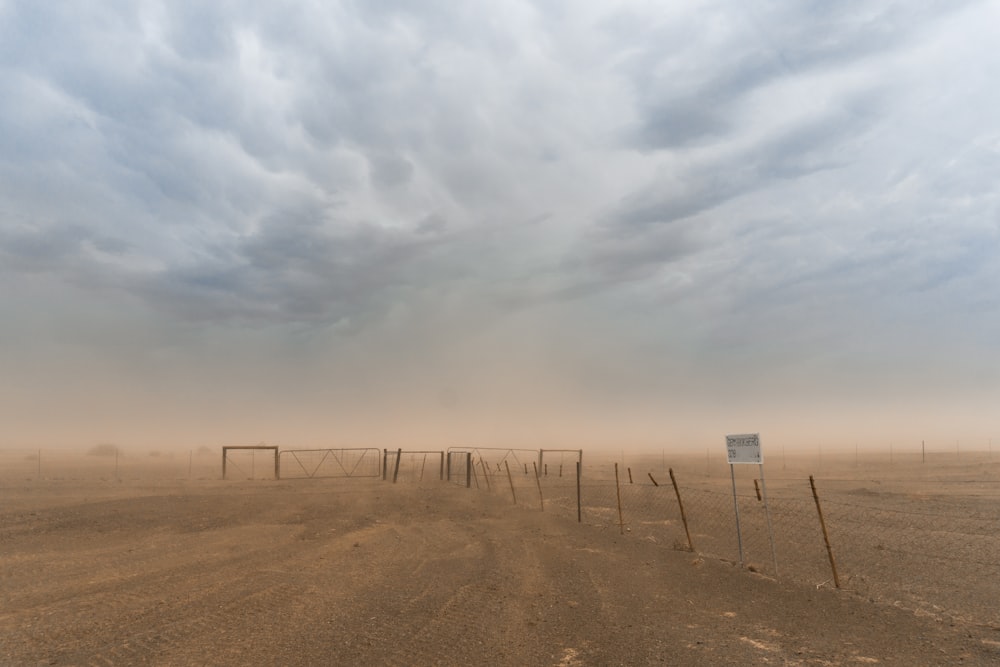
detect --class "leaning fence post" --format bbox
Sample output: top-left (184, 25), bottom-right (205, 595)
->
top-left (669, 468), bottom-right (695, 552)
top-left (504, 460), bottom-right (517, 504)
top-left (614, 462), bottom-right (625, 535)
top-left (532, 461), bottom-right (544, 511)
top-left (392, 448), bottom-right (402, 484)
top-left (648, 473), bottom-right (659, 486)
top-left (480, 459), bottom-right (491, 491)
top-left (809, 475), bottom-right (840, 589)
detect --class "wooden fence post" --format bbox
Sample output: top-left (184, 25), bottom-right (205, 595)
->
top-left (614, 463), bottom-right (625, 535)
top-left (576, 461), bottom-right (582, 523)
top-left (504, 460), bottom-right (517, 504)
top-left (480, 459), bottom-right (491, 491)
top-left (532, 461), bottom-right (544, 511)
top-left (669, 468), bottom-right (695, 552)
top-left (809, 475), bottom-right (840, 589)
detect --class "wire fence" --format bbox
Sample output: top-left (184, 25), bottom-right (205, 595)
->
top-left (0, 447), bottom-right (222, 481)
top-left (5, 447), bottom-right (997, 627)
top-left (437, 457), bottom-right (1000, 629)
top-left (385, 450), bottom-right (446, 485)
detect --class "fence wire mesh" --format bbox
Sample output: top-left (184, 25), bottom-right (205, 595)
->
top-left (8, 446), bottom-right (998, 628)
top-left (396, 458), bottom-right (1000, 628)
top-left (280, 448), bottom-right (381, 479)
top-left (384, 450), bottom-right (446, 485)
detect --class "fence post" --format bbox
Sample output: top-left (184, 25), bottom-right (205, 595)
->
top-left (648, 473), bottom-right (659, 486)
top-left (222, 448), bottom-right (227, 480)
top-left (383, 449), bottom-right (388, 481)
top-left (614, 462), bottom-right (625, 535)
top-left (439, 452), bottom-right (445, 480)
top-left (532, 461), bottom-right (544, 511)
top-left (669, 468), bottom-right (695, 552)
top-left (627, 467), bottom-right (633, 484)
top-left (504, 460), bottom-right (517, 504)
top-left (466, 453), bottom-right (472, 488)
top-left (480, 459), bottom-right (491, 491)
top-left (809, 475), bottom-right (841, 589)
top-left (576, 461), bottom-right (582, 523)
top-left (392, 448), bottom-right (402, 484)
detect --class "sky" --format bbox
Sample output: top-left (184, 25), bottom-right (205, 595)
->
top-left (1, 1), bottom-right (999, 453)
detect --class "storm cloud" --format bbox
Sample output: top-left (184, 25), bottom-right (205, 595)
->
top-left (1, 0), bottom-right (998, 449)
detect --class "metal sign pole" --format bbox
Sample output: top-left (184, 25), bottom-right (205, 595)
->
top-left (730, 462), bottom-right (744, 567)
top-left (726, 433), bottom-right (763, 570)
top-left (759, 462), bottom-right (778, 579)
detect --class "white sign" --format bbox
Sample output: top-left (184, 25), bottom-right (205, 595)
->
top-left (726, 433), bottom-right (762, 465)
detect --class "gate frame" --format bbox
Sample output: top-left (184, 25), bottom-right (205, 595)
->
top-left (279, 447), bottom-right (382, 479)
top-left (222, 446), bottom-right (279, 480)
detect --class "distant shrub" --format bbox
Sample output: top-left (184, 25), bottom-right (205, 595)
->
top-left (88, 443), bottom-right (122, 457)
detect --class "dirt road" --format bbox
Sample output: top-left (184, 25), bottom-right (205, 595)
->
top-left (2, 478), bottom-right (998, 665)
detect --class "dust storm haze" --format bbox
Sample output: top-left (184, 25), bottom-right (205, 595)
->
top-left (2, 2), bottom-right (999, 455)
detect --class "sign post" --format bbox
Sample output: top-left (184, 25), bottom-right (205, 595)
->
top-left (725, 433), bottom-right (778, 578)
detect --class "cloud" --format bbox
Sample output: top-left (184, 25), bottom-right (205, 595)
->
top-left (1, 0), bottom-right (1000, 446)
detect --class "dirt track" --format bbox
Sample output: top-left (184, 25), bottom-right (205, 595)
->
top-left (2, 478), bottom-right (998, 665)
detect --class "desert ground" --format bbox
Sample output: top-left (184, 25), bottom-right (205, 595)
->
top-left (2, 449), bottom-right (1000, 665)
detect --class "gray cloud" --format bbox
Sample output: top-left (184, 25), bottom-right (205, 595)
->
top-left (1, 0), bottom-right (999, 446)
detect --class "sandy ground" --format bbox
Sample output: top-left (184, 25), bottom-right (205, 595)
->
top-left (2, 476), bottom-right (999, 666)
